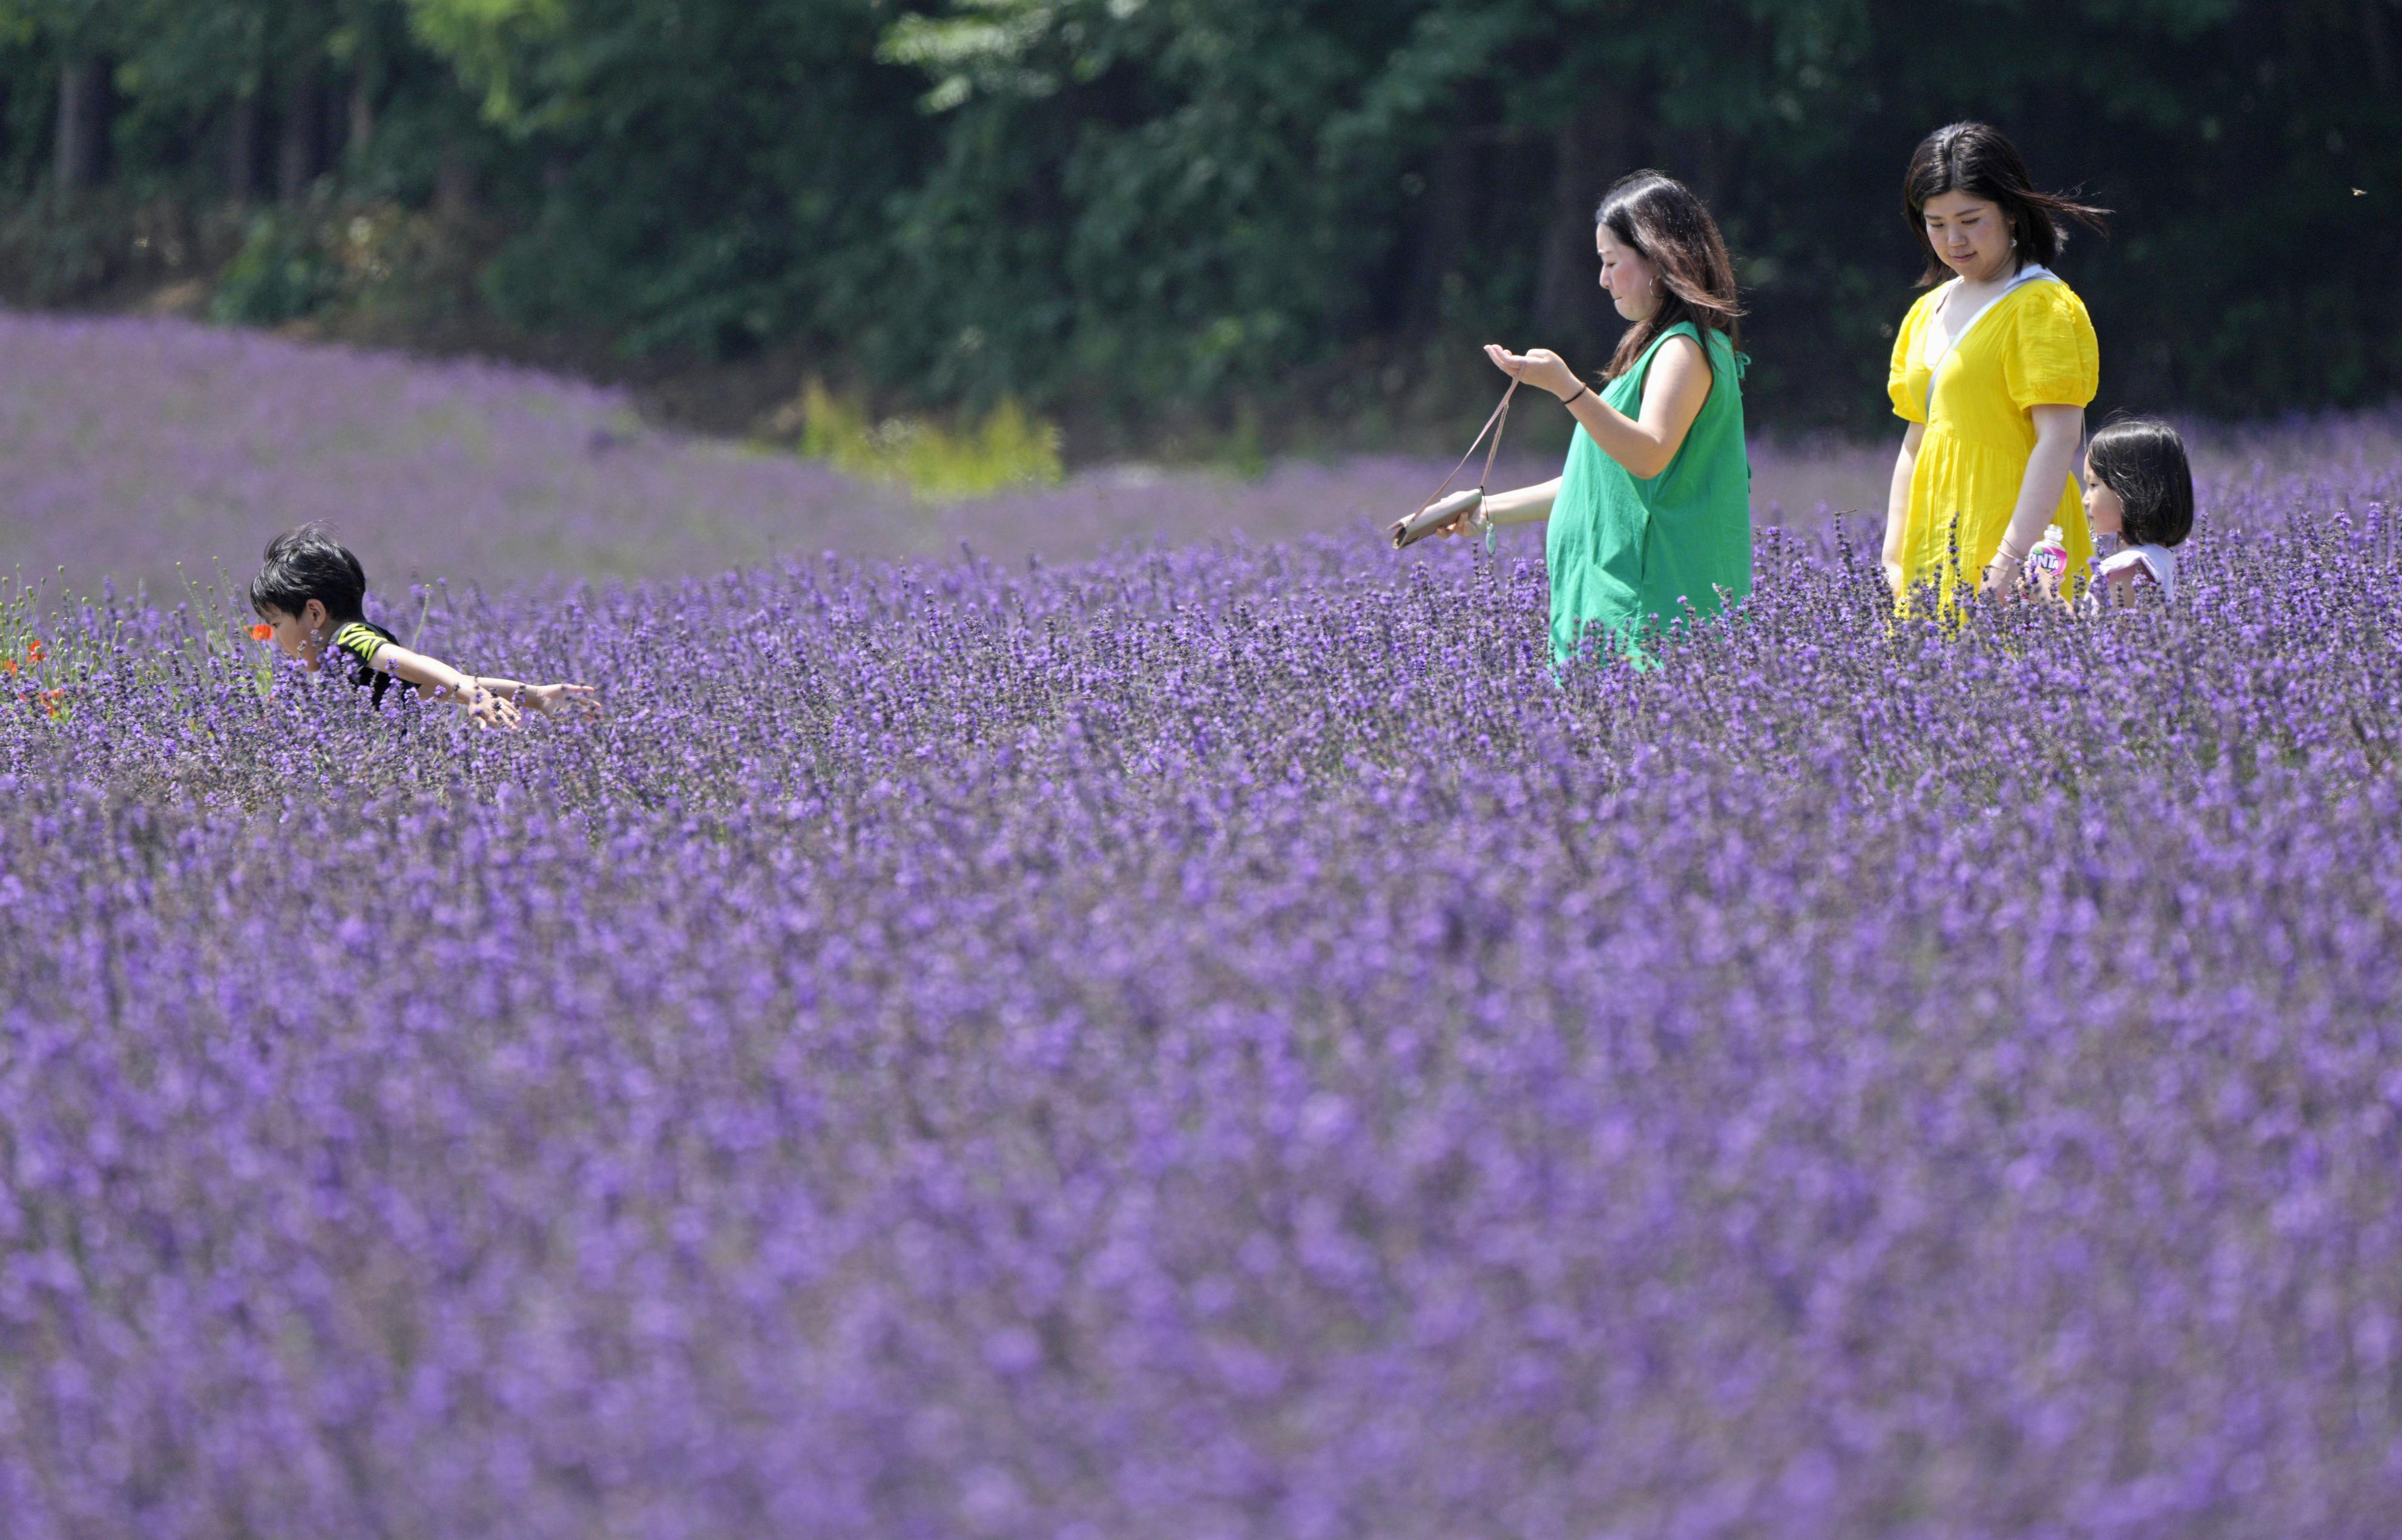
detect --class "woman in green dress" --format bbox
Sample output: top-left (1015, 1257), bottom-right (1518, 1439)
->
top-left (1460, 171), bottom-right (1752, 665)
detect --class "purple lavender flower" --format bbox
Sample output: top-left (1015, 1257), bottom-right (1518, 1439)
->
top-left (2, 312), bottom-right (2401, 1538)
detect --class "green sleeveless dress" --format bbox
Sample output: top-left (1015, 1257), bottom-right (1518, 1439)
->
top-left (1545, 321), bottom-right (1752, 665)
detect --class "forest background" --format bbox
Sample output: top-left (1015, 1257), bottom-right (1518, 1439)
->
top-left (0, 0), bottom-right (2395, 461)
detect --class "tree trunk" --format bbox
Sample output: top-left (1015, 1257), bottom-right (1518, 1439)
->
top-left (322, 73), bottom-right (350, 165)
top-left (2366, 0), bottom-right (2397, 101)
top-left (1401, 137), bottom-right (1478, 335)
top-left (1534, 99), bottom-right (1633, 352)
top-left (435, 143), bottom-right (478, 222)
top-left (348, 73), bottom-right (376, 154)
top-left (1683, 125), bottom-right (1728, 211)
top-left (54, 55), bottom-right (111, 193)
top-left (227, 90), bottom-right (263, 204)
top-left (278, 61), bottom-right (326, 200)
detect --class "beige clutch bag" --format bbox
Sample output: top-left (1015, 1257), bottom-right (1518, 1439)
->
top-left (1388, 377), bottom-right (1519, 548)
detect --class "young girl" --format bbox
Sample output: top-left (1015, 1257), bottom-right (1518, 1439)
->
top-left (2081, 416), bottom-right (2194, 601)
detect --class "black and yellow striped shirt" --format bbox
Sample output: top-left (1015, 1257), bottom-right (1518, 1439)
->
top-left (331, 619), bottom-right (408, 708)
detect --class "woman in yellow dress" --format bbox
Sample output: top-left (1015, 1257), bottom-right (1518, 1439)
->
top-left (1883, 122), bottom-right (2110, 610)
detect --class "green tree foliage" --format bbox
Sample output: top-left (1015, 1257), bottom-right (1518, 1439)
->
top-left (0, 0), bottom-right (2394, 431)
top-left (400, 0), bottom-right (929, 358)
top-left (875, 0), bottom-right (1435, 407)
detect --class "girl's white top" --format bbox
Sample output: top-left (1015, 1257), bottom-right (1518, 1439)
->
top-left (2097, 543), bottom-right (2176, 601)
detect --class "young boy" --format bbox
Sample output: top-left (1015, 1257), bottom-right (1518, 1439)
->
top-left (248, 525), bottom-right (594, 727)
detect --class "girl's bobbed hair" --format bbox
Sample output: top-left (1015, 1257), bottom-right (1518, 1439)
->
top-left (1903, 122), bottom-right (2109, 286)
top-left (1594, 171), bottom-right (1743, 382)
top-left (2087, 416), bottom-right (2195, 548)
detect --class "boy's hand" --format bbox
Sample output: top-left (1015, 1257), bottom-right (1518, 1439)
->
top-left (521, 682), bottom-right (600, 716)
top-left (465, 685), bottom-right (523, 730)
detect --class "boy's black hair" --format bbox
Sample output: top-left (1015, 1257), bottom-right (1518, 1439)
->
top-left (2087, 416), bottom-right (2195, 548)
top-left (248, 524), bottom-right (369, 622)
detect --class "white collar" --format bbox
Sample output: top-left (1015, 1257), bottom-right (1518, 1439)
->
top-left (1925, 264), bottom-right (2058, 405)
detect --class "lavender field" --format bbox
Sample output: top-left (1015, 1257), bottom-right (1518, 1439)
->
top-left (4, 313), bottom-right (2402, 1538)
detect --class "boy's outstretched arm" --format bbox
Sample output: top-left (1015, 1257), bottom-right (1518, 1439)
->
top-left (361, 640), bottom-right (519, 728)
top-left (470, 674), bottom-right (601, 717)
top-left (349, 630), bottom-right (598, 727)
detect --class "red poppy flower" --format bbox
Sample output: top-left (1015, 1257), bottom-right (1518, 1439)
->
top-left (24, 639), bottom-right (43, 662)
top-left (250, 624), bottom-right (274, 641)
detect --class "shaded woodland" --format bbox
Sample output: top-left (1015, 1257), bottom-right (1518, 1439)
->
top-left (1, 1), bottom-right (2395, 443)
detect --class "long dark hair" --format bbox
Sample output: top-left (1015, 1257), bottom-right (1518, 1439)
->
top-left (2087, 416), bottom-right (2195, 548)
top-left (1903, 122), bottom-right (2109, 286)
top-left (1595, 171), bottom-right (1742, 381)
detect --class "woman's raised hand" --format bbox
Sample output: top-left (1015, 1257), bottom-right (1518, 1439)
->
top-left (1485, 344), bottom-right (1582, 401)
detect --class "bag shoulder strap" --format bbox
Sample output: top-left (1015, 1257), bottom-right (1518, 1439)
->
top-left (1407, 376), bottom-right (1519, 522)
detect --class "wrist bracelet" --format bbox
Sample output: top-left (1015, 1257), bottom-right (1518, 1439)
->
top-left (1562, 383), bottom-right (1591, 406)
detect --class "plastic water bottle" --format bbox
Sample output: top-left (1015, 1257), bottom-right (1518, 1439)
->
top-left (2027, 524), bottom-right (2068, 593)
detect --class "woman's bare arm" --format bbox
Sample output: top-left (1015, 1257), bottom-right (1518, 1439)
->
top-left (1885, 422), bottom-right (1924, 600)
top-left (1482, 336), bottom-right (1712, 481)
top-left (1981, 404), bottom-right (2084, 595)
top-left (1568, 334), bottom-right (1710, 480)
top-left (1476, 476), bottom-right (1561, 527)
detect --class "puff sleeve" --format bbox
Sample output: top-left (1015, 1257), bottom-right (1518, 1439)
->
top-left (2002, 282), bottom-right (2099, 411)
top-left (1887, 293), bottom-right (1933, 424)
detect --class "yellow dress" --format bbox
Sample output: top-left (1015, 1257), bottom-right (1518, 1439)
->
top-left (1887, 268), bottom-right (2099, 608)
